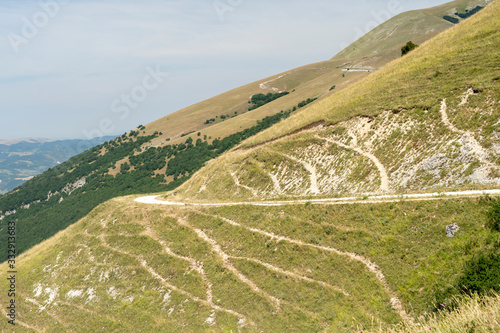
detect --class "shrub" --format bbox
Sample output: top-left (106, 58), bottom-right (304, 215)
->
top-left (457, 252), bottom-right (500, 294)
top-left (457, 6), bottom-right (483, 19)
top-left (248, 92), bottom-right (289, 111)
top-left (482, 196), bottom-right (500, 232)
top-left (443, 15), bottom-right (459, 24)
top-left (401, 41), bottom-right (419, 56)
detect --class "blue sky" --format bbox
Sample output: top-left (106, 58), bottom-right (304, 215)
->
top-left (0, 0), bottom-right (448, 139)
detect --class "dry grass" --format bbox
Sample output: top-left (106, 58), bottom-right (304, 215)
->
top-left (143, 59), bottom-right (363, 147)
top-left (373, 294), bottom-right (500, 333)
top-left (2, 195), bottom-right (497, 332)
top-left (166, 0), bottom-right (500, 202)
top-left (240, 0), bottom-right (499, 148)
top-left (135, 1), bottom-right (486, 149)
top-left (333, 0), bottom-right (492, 60)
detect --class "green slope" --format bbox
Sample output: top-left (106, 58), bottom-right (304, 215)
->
top-left (333, 0), bottom-right (492, 61)
top-left (1, 195), bottom-right (497, 332)
top-left (1, 1), bottom-right (499, 332)
top-left (0, 0), bottom-right (473, 262)
top-left (174, 0), bottom-right (499, 202)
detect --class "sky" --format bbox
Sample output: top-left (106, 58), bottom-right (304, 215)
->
top-left (0, 0), bottom-right (448, 140)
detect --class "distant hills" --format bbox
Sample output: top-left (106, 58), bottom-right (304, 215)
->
top-left (0, 137), bottom-right (115, 194)
top-left (0, 138), bottom-right (56, 145)
top-left (332, 0), bottom-right (492, 61)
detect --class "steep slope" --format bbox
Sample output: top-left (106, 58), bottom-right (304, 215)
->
top-left (148, 0), bottom-right (491, 149)
top-left (1, 194), bottom-right (498, 332)
top-left (333, 0), bottom-right (492, 61)
top-left (376, 293), bottom-right (500, 333)
top-left (0, 0), bottom-right (476, 261)
top-left (1, 1), bottom-right (499, 332)
top-left (174, 0), bottom-right (500, 202)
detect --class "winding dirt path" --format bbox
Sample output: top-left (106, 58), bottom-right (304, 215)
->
top-left (141, 226), bottom-right (214, 304)
top-left (440, 98), bottom-right (497, 169)
top-left (273, 151), bottom-right (320, 195)
top-left (174, 216), bottom-right (320, 319)
top-left (259, 73), bottom-right (290, 92)
top-left (318, 135), bottom-right (390, 192)
top-left (459, 88), bottom-right (477, 106)
top-left (97, 233), bottom-right (252, 325)
top-left (135, 188), bottom-right (500, 323)
top-left (228, 255), bottom-right (349, 297)
top-left (440, 99), bottom-right (465, 134)
top-left (230, 172), bottom-right (259, 197)
top-left (212, 215), bottom-right (410, 321)
top-left (176, 217), bottom-right (282, 310)
top-left (136, 189), bottom-right (500, 207)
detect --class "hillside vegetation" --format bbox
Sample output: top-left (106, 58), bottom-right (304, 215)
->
top-left (173, 0), bottom-right (500, 202)
top-left (0, 0), bottom-right (480, 262)
top-left (1, 0), bottom-right (499, 332)
top-left (0, 137), bottom-right (113, 195)
top-left (2, 195), bottom-right (499, 332)
top-left (0, 112), bottom-right (294, 262)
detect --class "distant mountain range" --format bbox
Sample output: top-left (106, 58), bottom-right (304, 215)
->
top-left (0, 137), bottom-right (115, 194)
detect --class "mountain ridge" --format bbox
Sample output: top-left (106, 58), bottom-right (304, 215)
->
top-left (169, 1), bottom-right (499, 202)
top-left (2, 0), bottom-right (486, 262)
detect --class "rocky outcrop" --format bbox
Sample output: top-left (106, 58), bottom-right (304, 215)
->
top-left (446, 223), bottom-right (460, 238)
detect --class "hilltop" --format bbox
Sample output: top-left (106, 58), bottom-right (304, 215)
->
top-left (333, 0), bottom-right (492, 61)
top-left (174, 0), bottom-right (499, 202)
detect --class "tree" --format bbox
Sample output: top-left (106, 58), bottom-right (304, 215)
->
top-left (401, 41), bottom-right (418, 56)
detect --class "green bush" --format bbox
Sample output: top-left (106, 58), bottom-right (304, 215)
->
top-left (433, 197), bottom-right (500, 311)
top-left (401, 41), bottom-right (419, 56)
top-left (457, 6), bottom-right (483, 19)
top-left (248, 92), bottom-right (289, 111)
top-left (486, 197), bottom-right (500, 232)
top-left (457, 252), bottom-right (500, 294)
top-left (443, 15), bottom-right (459, 24)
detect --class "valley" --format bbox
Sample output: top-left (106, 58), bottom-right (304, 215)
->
top-left (0, 137), bottom-right (114, 195)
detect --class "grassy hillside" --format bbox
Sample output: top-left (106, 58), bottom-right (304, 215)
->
top-left (1, 1), bottom-right (499, 332)
top-left (373, 293), bottom-right (500, 332)
top-left (135, 0), bottom-right (491, 150)
top-left (0, 113), bottom-right (295, 262)
top-left (174, 0), bottom-right (499, 202)
top-left (1, 195), bottom-right (498, 332)
top-left (0, 0), bottom-right (472, 262)
top-left (333, 0), bottom-right (492, 61)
